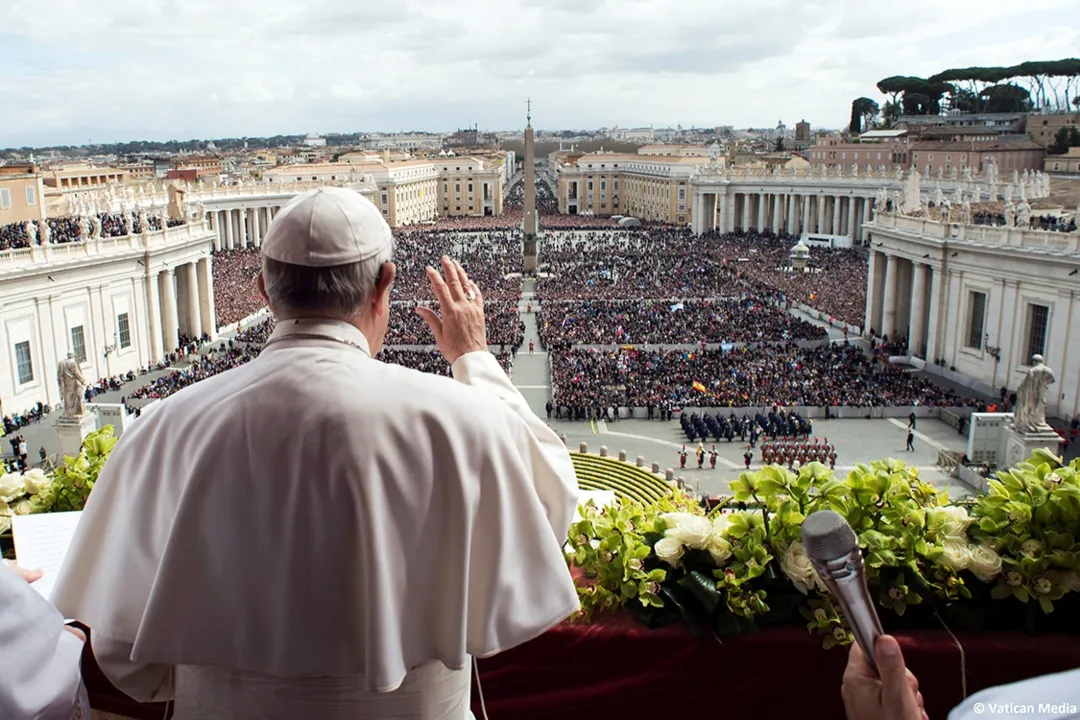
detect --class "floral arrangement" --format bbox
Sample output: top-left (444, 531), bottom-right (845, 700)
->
top-left (566, 448), bottom-right (1080, 646)
top-left (0, 427), bottom-right (118, 535)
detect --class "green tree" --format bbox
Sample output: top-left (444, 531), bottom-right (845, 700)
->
top-left (1047, 126), bottom-right (1080, 155)
top-left (849, 97), bottom-right (880, 134)
top-left (881, 101), bottom-right (901, 128)
top-left (774, 136), bottom-right (785, 152)
top-left (979, 83), bottom-right (1030, 113)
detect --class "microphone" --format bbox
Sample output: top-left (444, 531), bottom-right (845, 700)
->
top-left (801, 510), bottom-right (884, 671)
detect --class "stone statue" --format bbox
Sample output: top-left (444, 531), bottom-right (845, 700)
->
top-left (988, 183), bottom-right (999, 203)
top-left (934, 188), bottom-right (944, 207)
top-left (1014, 355), bottom-right (1056, 431)
top-left (39, 220), bottom-right (51, 245)
top-left (1004, 200), bottom-right (1017, 227)
top-left (961, 199), bottom-right (972, 225)
top-left (851, 163), bottom-right (858, 177)
top-left (138, 208), bottom-right (150, 234)
top-left (90, 215), bottom-right (102, 239)
top-left (936, 167), bottom-right (944, 182)
top-left (953, 186), bottom-right (963, 206)
top-left (949, 166), bottom-right (958, 181)
top-left (1020, 179), bottom-right (1029, 203)
top-left (57, 353), bottom-right (87, 419)
top-left (876, 186), bottom-right (889, 211)
top-left (1004, 184), bottom-right (1014, 204)
top-left (920, 195), bottom-right (931, 217)
top-left (78, 216), bottom-right (91, 241)
top-left (865, 164), bottom-right (873, 176)
top-left (894, 166), bottom-right (903, 180)
top-left (1016, 200), bottom-right (1032, 229)
top-left (962, 166), bottom-right (972, 182)
top-left (1012, 169), bottom-right (1020, 186)
top-left (942, 199), bottom-right (952, 223)
top-left (24, 220), bottom-right (37, 245)
top-left (901, 167), bottom-right (922, 214)
top-left (986, 157), bottom-right (999, 186)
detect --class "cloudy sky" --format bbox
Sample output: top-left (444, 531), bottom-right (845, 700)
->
top-left (2, 0), bottom-right (1078, 147)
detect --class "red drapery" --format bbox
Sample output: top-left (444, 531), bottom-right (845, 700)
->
top-left (83, 614), bottom-right (1080, 719)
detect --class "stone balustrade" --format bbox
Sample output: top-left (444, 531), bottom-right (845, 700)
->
top-left (872, 212), bottom-right (1080, 255)
top-left (0, 220), bottom-right (212, 270)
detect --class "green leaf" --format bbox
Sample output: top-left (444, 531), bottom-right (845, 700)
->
top-left (1039, 597), bottom-right (1054, 615)
top-left (678, 571), bottom-right (723, 614)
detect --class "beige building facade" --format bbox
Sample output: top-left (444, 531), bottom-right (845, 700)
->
top-left (0, 166), bottom-right (47, 226)
top-left (434, 156), bottom-right (505, 218)
top-left (556, 153), bottom-right (700, 224)
top-left (1045, 146), bottom-right (1080, 174)
top-left (41, 164), bottom-right (128, 189)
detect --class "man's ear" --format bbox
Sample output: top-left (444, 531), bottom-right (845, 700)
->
top-left (256, 272), bottom-right (270, 305)
top-left (374, 262), bottom-right (396, 313)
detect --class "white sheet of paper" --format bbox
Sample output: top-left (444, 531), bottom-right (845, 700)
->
top-left (12, 511), bottom-right (83, 603)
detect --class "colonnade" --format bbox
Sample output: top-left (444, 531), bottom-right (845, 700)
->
top-left (145, 256), bottom-right (217, 362)
top-left (693, 190), bottom-right (876, 241)
top-left (206, 205), bottom-right (282, 252)
top-left (865, 250), bottom-right (938, 360)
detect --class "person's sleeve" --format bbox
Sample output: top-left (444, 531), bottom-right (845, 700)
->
top-left (92, 634), bottom-right (174, 703)
top-left (948, 668), bottom-right (1080, 720)
top-left (0, 565), bottom-right (86, 720)
top-left (451, 350), bottom-right (578, 542)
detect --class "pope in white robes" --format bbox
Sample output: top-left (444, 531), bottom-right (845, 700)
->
top-left (0, 562), bottom-right (89, 719)
top-left (51, 188), bottom-right (580, 720)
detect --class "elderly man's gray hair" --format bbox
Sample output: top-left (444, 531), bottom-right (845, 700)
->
top-left (262, 245), bottom-right (392, 318)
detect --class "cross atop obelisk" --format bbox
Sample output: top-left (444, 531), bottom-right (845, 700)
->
top-left (522, 99), bottom-right (538, 272)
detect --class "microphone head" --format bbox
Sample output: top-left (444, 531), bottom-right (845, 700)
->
top-left (801, 511), bottom-right (858, 562)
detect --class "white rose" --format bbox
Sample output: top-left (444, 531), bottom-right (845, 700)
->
top-left (938, 540), bottom-right (971, 572)
top-left (968, 544), bottom-right (1003, 582)
top-left (706, 535), bottom-right (733, 565)
top-left (0, 473), bottom-right (25, 502)
top-left (780, 541), bottom-right (825, 594)
top-left (711, 513), bottom-right (731, 538)
top-left (12, 499), bottom-right (33, 516)
top-left (928, 506), bottom-right (974, 542)
top-left (661, 513), bottom-right (713, 550)
top-left (654, 536), bottom-right (685, 567)
top-left (22, 468), bottom-right (48, 495)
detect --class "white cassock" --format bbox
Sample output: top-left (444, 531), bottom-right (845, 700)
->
top-left (51, 318), bottom-right (580, 720)
top-left (0, 563), bottom-right (89, 720)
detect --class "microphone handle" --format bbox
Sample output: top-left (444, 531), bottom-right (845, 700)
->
top-left (827, 570), bottom-right (884, 672)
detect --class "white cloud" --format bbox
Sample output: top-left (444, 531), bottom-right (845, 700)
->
top-left (1, 0), bottom-right (1077, 146)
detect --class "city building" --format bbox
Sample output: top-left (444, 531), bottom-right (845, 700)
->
top-left (865, 211), bottom-right (1080, 421)
top-left (0, 222), bottom-right (217, 415)
top-left (170, 155), bottom-right (222, 178)
top-left (807, 133), bottom-right (1045, 175)
top-left (636, 144), bottom-right (710, 158)
top-left (1027, 113), bottom-right (1080, 148)
top-left (1044, 146), bottom-right (1080, 174)
top-left (791, 120), bottom-right (814, 151)
top-left (303, 133), bottom-right (327, 148)
top-left (434, 156), bottom-right (505, 218)
top-left (41, 164), bottom-right (128, 190)
top-left (897, 112), bottom-right (1027, 137)
top-left (356, 133), bottom-right (444, 152)
top-left (556, 152), bottom-right (704, 224)
top-left (0, 164), bottom-right (46, 226)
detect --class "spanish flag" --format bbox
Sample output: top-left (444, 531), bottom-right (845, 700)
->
top-left (692, 381), bottom-right (707, 393)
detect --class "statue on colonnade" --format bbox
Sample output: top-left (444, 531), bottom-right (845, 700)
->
top-left (1013, 355), bottom-right (1056, 432)
top-left (90, 215), bottom-right (102, 239)
top-left (960, 199), bottom-right (972, 225)
top-left (57, 353), bottom-right (87, 419)
top-left (39, 220), bottom-right (51, 244)
top-left (25, 220), bottom-right (38, 245)
top-left (985, 157), bottom-right (999, 186)
top-left (1016, 200), bottom-right (1032, 229)
top-left (851, 163), bottom-right (858, 177)
top-left (1004, 200), bottom-right (1017, 227)
top-left (78, 216), bottom-right (91, 241)
top-left (934, 188), bottom-right (944, 207)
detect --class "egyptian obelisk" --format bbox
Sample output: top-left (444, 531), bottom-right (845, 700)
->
top-left (523, 99), bottom-right (538, 273)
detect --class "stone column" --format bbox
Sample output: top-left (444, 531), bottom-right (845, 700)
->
top-left (185, 262), bottom-right (202, 338)
top-left (692, 195), bottom-right (704, 235)
top-left (223, 210), bottom-right (234, 250)
top-left (716, 194), bottom-right (727, 233)
top-left (757, 192), bottom-right (767, 231)
top-left (865, 251), bottom-right (879, 334)
top-left (741, 194), bottom-right (751, 231)
top-left (881, 253), bottom-right (898, 340)
top-left (816, 195), bottom-right (826, 234)
top-left (160, 268), bottom-right (180, 353)
top-left (147, 269), bottom-right (164, 362)
top-left (847, 197), bottom-right (857, 238)
top-left (771, 194), bottom-right (782, 232)
top-left (925, 266), bottom-right (941, 362)
top-left (786, 194), bottom-right (796, 234)
top-left (253, 207), bottom-right (262, 248)
top-left (198, 257), bottom-right (217, 339)
top-left (910, 263), bottom-right (929, 358)
top-left (832, 196), bottom-right (841, 236)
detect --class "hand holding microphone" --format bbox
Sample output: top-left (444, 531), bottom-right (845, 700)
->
top-left (801, 511), bottom-right (926, 720)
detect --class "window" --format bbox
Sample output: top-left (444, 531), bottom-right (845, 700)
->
top-left (588, 181), bottom-right (593, 191)
top-left (678, 187), bottom-right (685, 200)
top-left (70, 326), bottom-right (87, 363)
top-left (967, 292), bottom-right (987, 349)
top-left (0, 188), bottom-right (10, 209)
top-left (600, 180), bottom-right (607, 190)
top-left (946, 155), bottom-right (951, 163)
top-left (468, 183), bottom-right (473, 192)
top-left (854, 153), bottom-right (859, 160)
top-left (928, 154), bottom-right (934, 162)
top-left (455, 183), bottom-right (460, 192)
top-left (15, 341), bottom-right (33, 384)
top-left (118, 313), bottom-right (131, 349)
top-left (614, 180), bottom-right (619, 191)
top-left (25, 186), bottom-right (36, 205)
top-left (1027, 304), bottom-right (1049, 360)
top-left (1054, 162), bottom-right (1060, 171)
top-left (381, 193), bottom-right (388, 205)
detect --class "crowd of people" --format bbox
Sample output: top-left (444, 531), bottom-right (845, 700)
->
top-left (377, 348), bottom-right (514, 375)
top-left (550, 342), bottom-right (974, 414)
top-left (390, 230), bottom-right (523, 302)
top-left (538, 297), bottom-right (825, 347)
top-left (385, 301), bottom-right (523, 347)
top-left (212, 248), bottom-right (265, 326)
top-left (535, 229), bottom-right (867, 328)
top-left (0, 212), bottom-right (186, 251)
top-left (973, 210), bottom-right (1077, 233)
